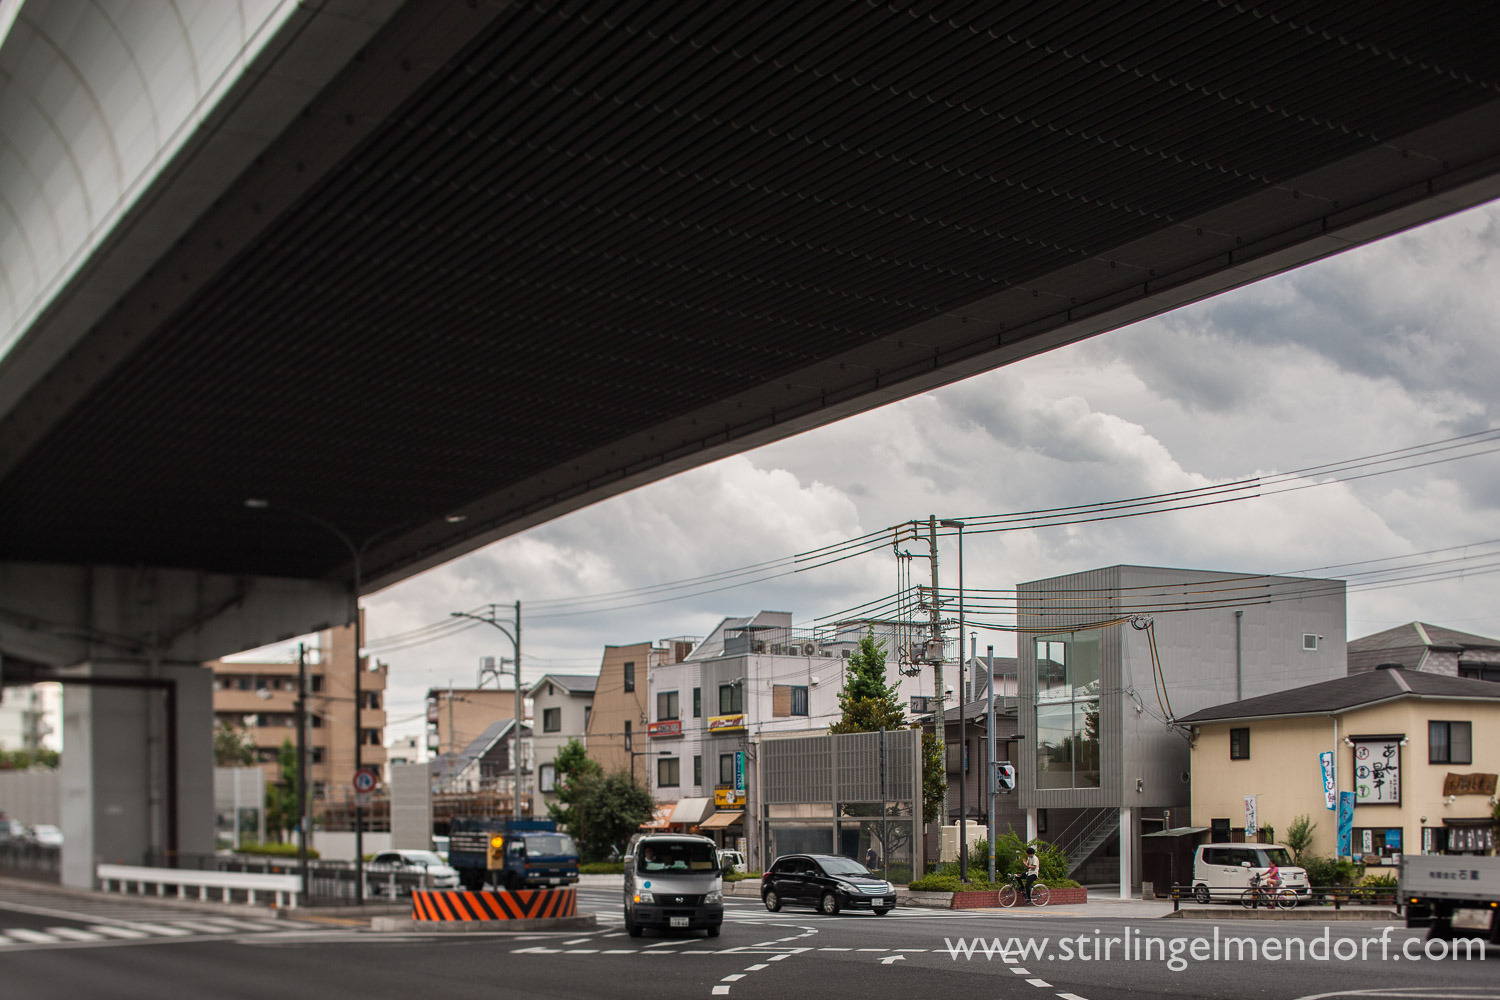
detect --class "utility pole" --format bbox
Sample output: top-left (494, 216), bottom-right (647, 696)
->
top-left (986, 644), bottom-right (996, 884)
top-left (447, 680), bottom-right (455, 756)
top-left (924, 516), bottom-right (947, 833)
top-left (450, 602), bottom-right (523, 821)
top-left (296, 643), bottom-right (309, 901)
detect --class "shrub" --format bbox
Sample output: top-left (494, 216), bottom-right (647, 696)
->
top-left (725, 871), bottom-right (761, 882)
top-left (908, 874), bottom-right (964, 892)
top-left (1300, 855), bottom-right (1361, 888)
top-left (578, 861), bottom-right (624, 874)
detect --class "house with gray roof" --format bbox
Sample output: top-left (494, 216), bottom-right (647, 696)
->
top-left (526, 672), bottom-right (598, 817)
top-left (1347, 622), bottom-right (1500, 682)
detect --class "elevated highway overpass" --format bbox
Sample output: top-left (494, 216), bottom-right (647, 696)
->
top-left (1, 0), bottom-right (1499, 878)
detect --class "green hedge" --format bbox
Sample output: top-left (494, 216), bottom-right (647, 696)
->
top-left (908, 874), bottom-right (1083, 893)
top-left (725, 871), bottom-right (762, 882)
top-left (578, 861), bottom-right (624, 874)
top-left (232, 842), bottom-right (319, 860)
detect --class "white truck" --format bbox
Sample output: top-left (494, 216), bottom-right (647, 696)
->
top-left (1400, 854), bottom-right (1500, 942)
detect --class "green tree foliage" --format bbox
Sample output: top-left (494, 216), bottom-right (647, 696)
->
top-left (921, 731), bottom-right (946, 825)
top-left (547, 737), bottom-right (601, 831)
top-left (214, 722), bottom-right (257, 768)
top-left (829, 630), bottom-right (905, 734)
top-left (263, 739), bottom-right (298, 841)
top-left (568, 770), bottom-right (656, 863)
top-left (0, 748), bottom-right (60, 770)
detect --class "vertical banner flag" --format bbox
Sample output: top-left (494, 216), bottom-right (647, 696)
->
top-left (1336, 790), bottom-right (1355, 857)
top-left (1320, 751), bottom-right (1336, 810)
top-left (1243, 795), bottom-right (1258, 838)
top-left (734, 751), bottom-right (746, 793)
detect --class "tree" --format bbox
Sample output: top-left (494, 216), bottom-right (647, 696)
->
top-left (264, 739), bottom-right (298, 841)
top-left (568, 770), bottom-right (655, 862)
top-left (214, 722), bottom-right (257, 768)
top-left (829, 629), bottom-right (905, 734)
top-left (920, 731), bottom-right (946, 825)
top-left (548, 737), bottom-right (601, 831)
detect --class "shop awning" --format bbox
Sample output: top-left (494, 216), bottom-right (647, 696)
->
top-left (670, 796), bottom-right (713, 826)
top-left (640, 804), bottom-right (674, 830)
top-left (698, 811), bottom-right (744, 831)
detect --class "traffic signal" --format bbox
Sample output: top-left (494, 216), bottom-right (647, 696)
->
top-left (995, 761), bottom-right (1016, 793)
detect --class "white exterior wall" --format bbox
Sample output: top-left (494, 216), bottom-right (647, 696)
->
top-left (646, 658), bottom-right (701, 801)
top-left (530, 681), bottom-right (593, 812)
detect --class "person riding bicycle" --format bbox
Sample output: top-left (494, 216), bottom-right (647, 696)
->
top-left (1263, 861), bottom-right (1282, 891)
top-left (1021, 846), bottom-right (1040, 897)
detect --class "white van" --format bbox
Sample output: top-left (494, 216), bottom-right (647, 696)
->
top-left (623, 834), bottom-right (725, 938)
top-left (1191, 843), bottom-right (1309, 902)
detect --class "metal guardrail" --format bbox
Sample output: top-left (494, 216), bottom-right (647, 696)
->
top-left (99, 863), bottom-right (302, 908)
top-left (1167, 882), bottom-right (1400, 912)
top-left (143, 852), bottom-right (437, 905)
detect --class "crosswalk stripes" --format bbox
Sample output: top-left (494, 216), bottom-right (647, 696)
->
top-left (0, 917), bottom-right (287, 948)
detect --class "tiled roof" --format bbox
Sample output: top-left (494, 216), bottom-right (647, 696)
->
top-left (1176, 667), bottom-right (1500, 725)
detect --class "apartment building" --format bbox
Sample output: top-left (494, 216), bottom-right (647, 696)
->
top-left (586, 638), bottom-right (694, 777)
top-left (425, 687), bottom-right (517, 759)
top-left (209, 623), bottom-right (387, 806)
top-left (527, 673), bottom-right (597, 815)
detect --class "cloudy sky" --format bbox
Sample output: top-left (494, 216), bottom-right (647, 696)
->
top-left (351, 200), bottom-right (1500, 746)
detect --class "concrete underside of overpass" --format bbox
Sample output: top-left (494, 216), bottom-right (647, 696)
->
top-left (1, 0), bottom-right (1499, 883)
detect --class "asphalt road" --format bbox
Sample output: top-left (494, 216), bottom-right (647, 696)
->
top-left (1, 883), bottom-right (1494, 1000)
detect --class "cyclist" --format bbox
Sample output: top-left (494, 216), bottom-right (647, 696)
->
top-left (1021, 846), bottom-right (1040, 898)
top-left (1263, 860), bottom-right (1282, 891)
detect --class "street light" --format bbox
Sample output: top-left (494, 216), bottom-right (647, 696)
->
top-left (939, 518), bottom-right (967, 882)
top-left (243, 499), bottom-right (455, 905)
top-left (450, 604), bottom-right (523, 821)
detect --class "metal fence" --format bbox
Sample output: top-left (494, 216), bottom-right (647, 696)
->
top-left (0, 841), bottom-right (60, 883)
top-left (1168, 883), bottom-right (1400, 911)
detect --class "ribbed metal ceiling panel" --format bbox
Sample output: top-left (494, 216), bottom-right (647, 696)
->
top-left (2, 0), bottom-right (1498, 579)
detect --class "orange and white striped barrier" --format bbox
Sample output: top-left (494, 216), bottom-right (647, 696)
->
top-left (411, 887), bottom-right (577, 921)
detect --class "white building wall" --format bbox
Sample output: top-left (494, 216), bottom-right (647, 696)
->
top-left (530, 681), bottom-right (593, 812)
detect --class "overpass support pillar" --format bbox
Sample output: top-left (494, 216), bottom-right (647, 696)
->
top-left (60, 662), bottom-right (213, 888)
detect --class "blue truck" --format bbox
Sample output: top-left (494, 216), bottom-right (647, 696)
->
top-left (447, 817), bottom-right (580, 892)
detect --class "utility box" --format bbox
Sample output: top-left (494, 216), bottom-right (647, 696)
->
top-left (940, 822), bottom-right (986, 863)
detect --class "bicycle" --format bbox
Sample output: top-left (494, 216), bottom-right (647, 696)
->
top-left (1239, 872), bottom-right (1297, 910)
top-left (997, 871), bottom-right (1050, 907)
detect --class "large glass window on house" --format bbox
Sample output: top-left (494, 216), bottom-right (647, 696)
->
top-left (657, 690), bottom-right (679, 721)
top-left (719, 683), bottom-right (743, 714)
top-left (1034, 631), bottom-right (1101, 789)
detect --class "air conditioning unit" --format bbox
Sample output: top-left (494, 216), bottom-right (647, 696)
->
top-left (802, 642), bottom-right (815, 656)
top-left (771, 644), bottom-right (785, 655)
top-left (841, 649), bottom-right (852, 659)
top-left (753, 641), bottom-right (766, 653)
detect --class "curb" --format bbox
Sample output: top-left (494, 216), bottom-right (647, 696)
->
top-left (1166, 908), bottom-right (1402, 921)
top-left (371, 914), bottom-right (597, 933)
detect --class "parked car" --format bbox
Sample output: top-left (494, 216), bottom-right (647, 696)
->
top-left (1191, 843), bottom-right (1309, 903)
top-left (762, 853), bottom-right (896, 915)
top-left (29, 824), bottom-right (63, 847)
top-left (0, 817), bottom-right (24, 843)
top-left (623, 834), bottom-right (724, 938)
top-left (368, 849), bottom-right (460, 895)
top-left (718, 849), bottom-right (746, 873)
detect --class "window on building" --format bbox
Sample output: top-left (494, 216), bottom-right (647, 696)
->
top-left (1429, 721), bottom-right (1472, 764)
top-left (1303, 634), bottom-right (1319, 651)
top-left (548, 683), bottom-right (555, 697)
top-left (1037, 809), bottom-right (1048, 834)
top-left (237, 677), bottom-right (253, 691)
top-left (719, 683), bottom-right (743, 715)
top-left (693, 687), bottom-right (701, 718)
top-left (791, 685), bottom-right (808, 716)
top-left (363, 728), bottom-right (380, 746)
top-left (1351, 826), bottom-right (1403, 862)
top-left (693, 755), bottom-right (702, 788)
top-left (539, 763), bottom-right (556, 793)
top-left (719, 753), bottom-right (735, 785)
top-left (365, 692), bottom-right (380, 710)
top-left (1230, 728), bottom-right (1251, 760)
top-left (543, 707), bottom-right (561, 733)
top-left (310, 714), bottom-right (323, 728)
top-left (772, 684), bottom-right (810, 718)
top-left (624, 720), bottom-right (632, 750)
top-left (1033, 632), bottom-right (1101, 789)
top-left (311, 747), bottom-right (325, 764)
top-left (946, 741), bottom-right (968, 773)
top-left (658, 757), bottom-right (680, 787)
top-left (623, 661), bottom-right (635, 692)
top-left (584, 706), bottom-right (592, 730)
top-left (1459, 665), bottom-right (1500, 682)
top-left (657, 690), bottom-right (679, 721)
top-left (1211, 818), bottom-right (1232, 841)
top-left (310, 675), bottom-right (324, 693)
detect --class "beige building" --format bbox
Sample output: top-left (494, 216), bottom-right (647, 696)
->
top-left (586, 639), bottom-right (692, 777)
top-left (209, 623), bottom-right (387, 807)
top-left (425, 687), bottom-right (517, 759)
top-left (1181, 666), bottom-right (1500, 868)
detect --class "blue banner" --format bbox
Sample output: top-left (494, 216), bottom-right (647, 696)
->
top-left (1336, 790), bottom-right (1355, 856)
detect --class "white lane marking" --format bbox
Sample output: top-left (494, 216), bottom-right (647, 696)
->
top-left (645, 939), bottom-right (682, 948)
top-left (880, 955), bottom-right (906, 965)
top-left (818, 947), bottom-right (852, 951)
top-left (564, 949), bottom-right (599, 954)
top-left (1057, 994), bottom-right (1092, 1000)
top-left (602, 949), bottom-right (636, 954)
top-left (712, 988), bottom-right (731, 996)
top-left (744, 964), bottom-right (768, 971)
top-left (603, 932), bottom-right (628, 938)
top-left (856, 947), bottom-right (888, 952)
top-left (895, 948), bottom-right (927, 953)
top-left (44, 927), bottom-right (104, 942)
top-left (641, 950), bottom-right (678, 955)
top-left (168, 922), bottom-right (235, 934)
top-left (721, 974), bottom-right (744, 982)
top-left (1011, 968), bottom-right (1031, 975)
top-left (563, 937), bottom-right (590, 945)
top-left (120, 923), bottom-right (193, 937)
top-left (85, 925), bottom-right (150, 940)
top-left (1027, 979), bottom-right (1052, 988)
top-left (194, 918), bottom-right (279, 932)
top-left (6, 929), bottom-right (61, 944)
top-left (768, 954), bottom-right (789, 961)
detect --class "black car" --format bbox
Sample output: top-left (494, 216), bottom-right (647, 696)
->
top-left (761, 854), bottom-right (896, 915)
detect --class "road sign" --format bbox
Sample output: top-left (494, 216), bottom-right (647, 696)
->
top-left (353, 767), bottom-right (378, 794)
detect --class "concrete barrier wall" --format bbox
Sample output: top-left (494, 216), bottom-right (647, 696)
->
top-left (0, 770), bottom-right (60, 826)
